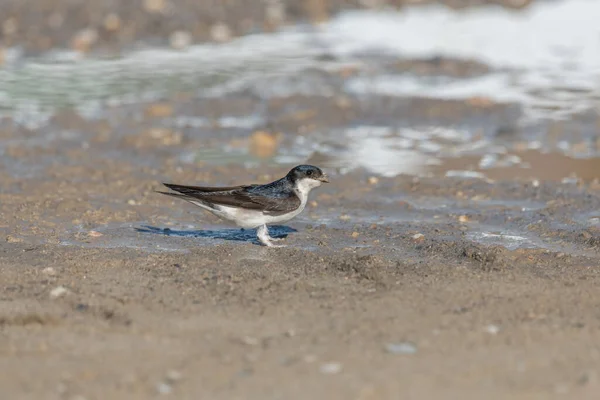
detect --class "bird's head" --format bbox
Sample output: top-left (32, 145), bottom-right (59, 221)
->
top-left (287, 165), bottom-right (329, 194)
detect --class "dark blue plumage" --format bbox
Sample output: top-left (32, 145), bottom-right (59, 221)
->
top-left (156, 165), bottom-right (329, 247)
top-left (158, 165), bottom-right (327, 216)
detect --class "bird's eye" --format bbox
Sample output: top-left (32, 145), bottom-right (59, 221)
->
top-left (306, 170), bottom-right (313, 176)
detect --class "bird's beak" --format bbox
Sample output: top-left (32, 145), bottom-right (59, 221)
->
top-left (318, 174), bottom-right (329, 183)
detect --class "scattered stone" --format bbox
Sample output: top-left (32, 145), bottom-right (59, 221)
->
top-left (458, 215), bottom-right (470, 223)
top-left (5, 235), bottom-right (23, 243)
top-left (285, 329), bottom-right (296, 337)
top-left (146, 103), bottom-right (173, 118)
top-left (319, 362), bottom-right (342, 374)
top-left (339, 214), bottom-right (351, 221)
top-left (103, 14), bottom-right (122, 32)
top-left (72, 28), bottom-right (98, 53)
top-left (127, 199), bottom-right (137, 206)
top-left (88, 230), bottom-right (103, 238)
top-left (144, 0), bottom-right (167, 14)
top-left (210, 22), bottom-right (232, 43)
top-left (249, 131), bottom-right (279, 158)
top-left (165, 370), bottom-right (183, 383)
top-left (368, 176), bottom-right (379, 185)
top-left (309, 200), bottom-right (318, 208)
top-left (412, 233), bottom-right (425, 241)
top-left (351, 231), bottom-right (360, 238)
top-left (241, 336), bottom-right (260, 346)
top-left (50, 286), bottom-right (69, 299)
top-left (485, 324), bottom-right (500, 335)
top-left (156, 381), bottom-right (172, 395)
top-left (385, 342), bottom-right (418, 355)
top-left (169, 30), bottom-right (192, 50)
top-left (42, 267), bottom-right (57, 276)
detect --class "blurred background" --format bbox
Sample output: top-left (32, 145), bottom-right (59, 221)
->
top-left (2, 3), bottom-right (600, 398)
top-left (0, 0), bottom-right (598, 184)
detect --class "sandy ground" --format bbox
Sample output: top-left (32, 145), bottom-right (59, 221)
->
top-left (1, 1), bottom-right (600, 398)
top-left (1, 94), bottom-right (599, 399)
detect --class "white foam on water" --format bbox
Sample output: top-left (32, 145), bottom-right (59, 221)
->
top-left (325, 0), bottom-right (600, 71)
top-left (330, 0), bottom-right (600, 120)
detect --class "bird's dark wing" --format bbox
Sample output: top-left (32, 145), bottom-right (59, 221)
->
top-left (159, 181), bottom-right (300, 215)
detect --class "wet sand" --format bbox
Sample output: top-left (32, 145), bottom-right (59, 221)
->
top-left (1, 92), bottom-right (599, 399)
top-left (1, 0), bottom-right (600, 399)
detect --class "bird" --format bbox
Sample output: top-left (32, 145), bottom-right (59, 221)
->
top-left (156, 165), bottom-right (329, 247)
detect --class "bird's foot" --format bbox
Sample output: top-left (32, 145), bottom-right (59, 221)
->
top-left (257, 225), bottom-right (286, 248)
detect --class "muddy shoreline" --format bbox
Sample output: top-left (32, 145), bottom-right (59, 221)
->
top-left (2, 0), bottom-right (600, 398)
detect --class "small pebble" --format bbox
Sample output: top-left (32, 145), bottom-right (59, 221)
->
top-left (169, 30), bottom-right (192, 50)
top-left (368, 176), bottom-right (379, 185)
top-left (249, 131), bottom-right (279, 158)
top-left (285, 329), bottom-right (296, 337)
top-left (72, 28), bottom-right (98, 53)
top-left (42, 267), bottom-right (57, 276)
top-left (144, 0), bottom-right (166, 13)
top-left (412, 233), bottom-right (424, 241)
top-left (127, 199), bottom-right (137, 206)
top-left (210, 22), bottom-right (232, 42)
top-left (385, 342), bottom-right (418, 355)
top-left (50, 286), bottom-right (69, 299)
top-left (103, 13), bottom-right (121, 32)
top-left (5, 235), bottom-right (23, 243)
top-left (146, 103), bottom-right (173, 118)
top-left (339, 215), bottom-right (351, 221)
top-left (485, 324), bottom-right (500, 335)
top-left (88, 230), bottom-right (103, 238)
top-left (156, 382), bottom-right (172, 395)
top-left (241, 336), bottom-right (259, 346)
top-left (458, 215), bottom-right (469, 223)
top-left (165, 370), bottom-right (182, 383)
top-left (351, 231), bottom-right (360, 238)
top-left (319, 362), bottom-right (342, 374)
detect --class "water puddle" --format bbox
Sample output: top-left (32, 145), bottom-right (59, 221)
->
top-left (466, 230), bottom-right (540, 251)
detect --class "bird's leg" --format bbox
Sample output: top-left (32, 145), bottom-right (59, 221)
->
top-left (257, 224), bottom-right (285, 247)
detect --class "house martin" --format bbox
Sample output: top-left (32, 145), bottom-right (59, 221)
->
top-left (157, 165), bottom-right (329, 247)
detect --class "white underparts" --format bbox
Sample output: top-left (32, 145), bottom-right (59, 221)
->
top-left (187, 177), bottom-right (323, 230)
